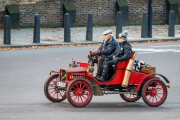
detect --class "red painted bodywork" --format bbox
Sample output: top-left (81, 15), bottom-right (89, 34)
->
top-left (64, 58), bottom-right (158, 92)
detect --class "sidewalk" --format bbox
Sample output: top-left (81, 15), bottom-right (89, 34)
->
top-left (0, 25), bottom-right (180, 48)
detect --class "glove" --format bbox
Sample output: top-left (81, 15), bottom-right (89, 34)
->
top-left (92, 50), bottom-right (100, 55)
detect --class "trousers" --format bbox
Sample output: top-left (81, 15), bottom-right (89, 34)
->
top-left (97, 56), bottom-right (105, 75)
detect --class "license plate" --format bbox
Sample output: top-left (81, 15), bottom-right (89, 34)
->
top-left (56, 82), bottom-right (66, 87)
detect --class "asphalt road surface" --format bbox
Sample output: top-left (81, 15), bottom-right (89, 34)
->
top-left (0, 42), bottom-right (180, 120)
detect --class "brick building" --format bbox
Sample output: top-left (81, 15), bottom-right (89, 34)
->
top-left (0, 0), bottom-right (180, 28)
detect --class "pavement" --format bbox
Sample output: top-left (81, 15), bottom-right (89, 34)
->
top-left (0, 25), bottom-right (180, 48)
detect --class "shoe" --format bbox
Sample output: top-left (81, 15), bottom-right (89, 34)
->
top-left (97, 76), bottom-right (106, 81)
top-left (95, 74), bottom-right (101, 78)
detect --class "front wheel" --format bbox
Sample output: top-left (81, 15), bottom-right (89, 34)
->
top-left (44, 74), bottom-right (66, 102)
top-left (120, 93), bottom-right (141, 102)
top-left (141, 79), bottom-right (167, 107)
top-left (66, 79), bottom-right (93, 107)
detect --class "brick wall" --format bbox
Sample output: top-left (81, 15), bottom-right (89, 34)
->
top-left (19, 0), bottom-right (63, 27)
top-left (0, 0), bottom-right (180, 27)
top-left (74, 0), bottom-right (116, 25)
top-left (127, 0), bottom-right (167, 25)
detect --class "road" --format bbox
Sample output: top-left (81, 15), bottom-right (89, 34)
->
top-left (0, 42), bottom-right (180, 120)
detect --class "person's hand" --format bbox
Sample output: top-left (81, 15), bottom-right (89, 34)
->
top-left (87, 54), bottom-right (91, 59)
top-left (89, 50), bottom-right (94, 55)
top-left (92, 50), bottom-right (100, 55)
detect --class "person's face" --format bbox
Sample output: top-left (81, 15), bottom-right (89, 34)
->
top-left (104, 34), bottom-right (112, 41)
top-left (118, 37), bottom-right (124, 43)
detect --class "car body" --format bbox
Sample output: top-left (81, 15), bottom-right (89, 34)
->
top-left (44, 53), bottom-right (170, 107)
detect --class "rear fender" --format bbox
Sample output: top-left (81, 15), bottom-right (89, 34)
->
top-left (151, 74), bottom-right (170, 83)
top-left (135, 73), bottom-right (170, 92)
top-left (135, 75), bottom-right (158, 92)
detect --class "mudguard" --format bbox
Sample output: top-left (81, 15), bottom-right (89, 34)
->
top-left (135, 73), bottom-right (170, 92)
top-left (151, 73), bottom-right (170, 83)
top-left (84, 76), bottom-right (103, 96)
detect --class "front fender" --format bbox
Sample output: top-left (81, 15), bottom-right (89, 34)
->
top-left (49, 70), bottom-right (59, 75)
top-left (84, 76), bottom-right (103, 96)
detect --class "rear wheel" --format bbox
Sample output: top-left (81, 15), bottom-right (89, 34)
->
top-left (141, 79), bottom-right (167, 107)
top-left (66, 79), bottom-right (93, 107)
top-left (120, 93), bottom-right (141, 102)
top-left (44, 74), bottom-right (66, 102)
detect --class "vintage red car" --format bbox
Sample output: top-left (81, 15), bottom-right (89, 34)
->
top-left (44, 52), bottom-right (170, 107)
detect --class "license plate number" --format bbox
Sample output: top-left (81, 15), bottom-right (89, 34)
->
top-left (56, 82), bottom-right (66, 87)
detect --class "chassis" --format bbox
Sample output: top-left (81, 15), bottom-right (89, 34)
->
top-left (44, 53), bottom-right (170, 107)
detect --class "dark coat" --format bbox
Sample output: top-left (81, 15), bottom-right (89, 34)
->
top-left (105, 40), bottom-right (132, 62)
top-left (98, 37), bottom-right (118, 57)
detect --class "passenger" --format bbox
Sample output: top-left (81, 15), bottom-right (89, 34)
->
top-left (89, 30), bottom-right (118, 78)
top-left (97, 30), bottom-right (132, 81)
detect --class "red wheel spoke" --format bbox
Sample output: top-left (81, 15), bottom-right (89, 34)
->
top-left (49, 90), bottom-right (56, 95)
top-left (155, 96), bottom-right (159, 103)
top-left (82, 95), bottom-right (87, 99)
top-left (53, 92), bottom-right (57, 98)
top-left (81, 84), bottom-right (86, 90)
top-left (56, 92), bottom-right (58, 99)
top-left (83, 92), bottom-right (88, 95)
top-left (152, 96), bottom-right (155, 103)
top-left (73, 96), bottom-right (77, 101)
top-left (72, 85), bottom-right (77, 91)
top-left (78, 96), bottom-right (80, 103)
top-left (70, 93), bottom-right (76, 97)
top-left (70, 91), bottom-right (76, 96)
top-left (48, 87), bottom-right (55, 90)
top-left (59, 92), bottom-right (63, 98)
top-left (76, 83), bottom-right (80, 89)
top-left (149, 83), bottom-right (153, 88)
top-left (80, 96), bottom-right (84, 103)
top-left (148, 96), bottom-right (152, 101)
top-left (53, 80), bottom-right (57, 84)
top-left (48, 84), bottom-right (55, 87)
top-left (156, 94), bottom-right (162, 99)
top-left (156, 84), bottom-right (160, 89)
top-left (156, 89), bottom-right (162, 92)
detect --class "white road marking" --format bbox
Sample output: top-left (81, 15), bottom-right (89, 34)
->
top-left (132, 48), bottom-right (180, 54)
top-left (150, 45), bottom-right (180, 47)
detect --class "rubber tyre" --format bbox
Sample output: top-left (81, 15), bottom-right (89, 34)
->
top-left (66, 79), bottom-right (93, 107)
top-left (44, 74), bottom-right (66, 102)
top-left (141, 79), bottom-right (167, 107)
top-left (120, 93), bottom-right (141, 102)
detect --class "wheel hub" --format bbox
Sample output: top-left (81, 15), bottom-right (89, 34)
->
top-left (76, 89), bottom-right (83, 96)
top-left (151, 89), bottom-right (157, 96)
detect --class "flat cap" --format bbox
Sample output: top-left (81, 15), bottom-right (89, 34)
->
top-left (102, 30), bottom-right (112, 35)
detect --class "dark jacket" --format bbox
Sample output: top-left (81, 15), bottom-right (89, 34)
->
top-left (98, 37), bottom-right (118, 57)
top-left (105, 40), bottom-right (132, 62)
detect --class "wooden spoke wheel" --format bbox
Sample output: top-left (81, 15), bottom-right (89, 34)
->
top-left (141, 79), bottom-right (167, 107)
top-left (120, 93), bottom-right (141, 102)
top-left (66, 79), bottom-right (93, 107)
top-left (44, 74), bottom-right (66, 102)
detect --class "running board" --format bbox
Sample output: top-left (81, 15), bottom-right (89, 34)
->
top-left (103, 91), bottom-right (137, 94)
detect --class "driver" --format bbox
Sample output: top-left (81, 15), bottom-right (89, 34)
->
top-left (89, 30), bottom-right (118, 78)
top-left (97, 30), bottom-right (132, 81)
